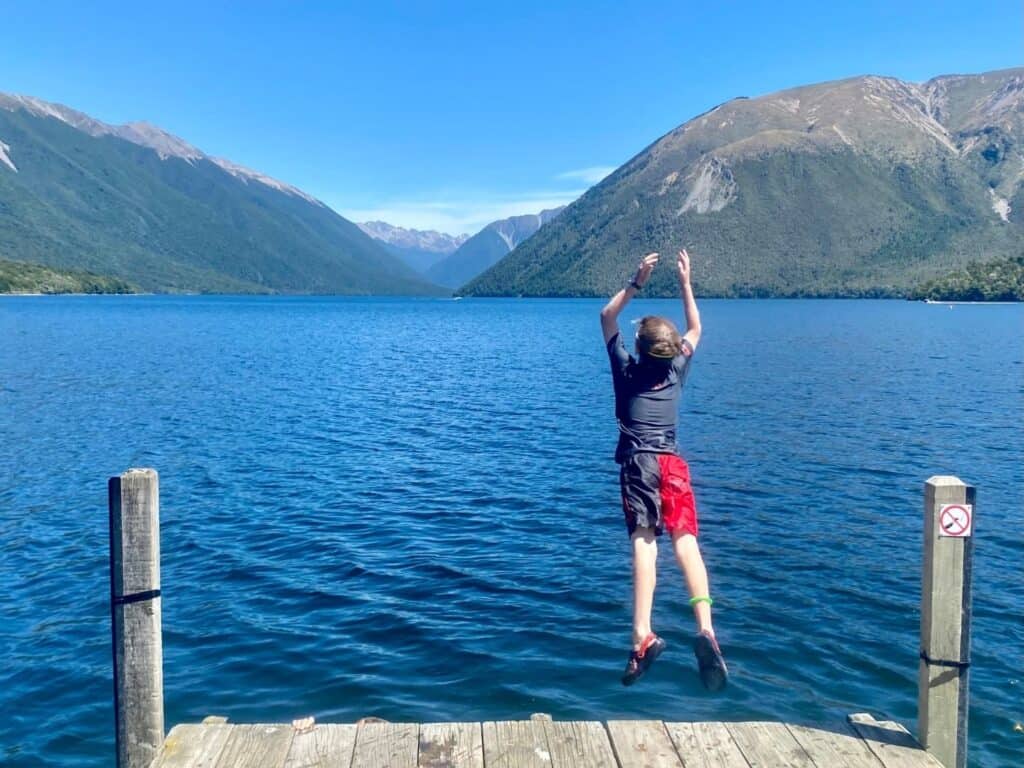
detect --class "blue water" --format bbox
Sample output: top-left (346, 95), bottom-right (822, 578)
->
top-left (0, 296), bottom-right (1021, 767)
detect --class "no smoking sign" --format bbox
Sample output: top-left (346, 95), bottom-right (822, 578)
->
top-left (939, 504), bottom-right (973, 538)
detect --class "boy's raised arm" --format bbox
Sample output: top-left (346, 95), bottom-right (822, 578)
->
top-left (600, 253), bottom-right (659, 343)
top-left (677, 249), bottom-right (701, 351)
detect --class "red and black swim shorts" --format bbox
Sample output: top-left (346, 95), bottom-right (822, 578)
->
top-left (620, 452), bottom-right (698, 537)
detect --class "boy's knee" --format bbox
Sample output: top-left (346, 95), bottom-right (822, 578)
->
top-left (672, 532), bottom-right (700, 552)
top-left (631, 527), bottom-right (657, 545)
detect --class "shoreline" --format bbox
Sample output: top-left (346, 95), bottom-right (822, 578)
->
top-left (3, 292), bottom-right (1020, 303)
top-left (923, 299), bottom-right (1020, 305)
top-left (0, 291), bottom-right (147, 297)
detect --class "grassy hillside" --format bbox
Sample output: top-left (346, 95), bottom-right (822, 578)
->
top-left (462, 69), bottom-right (1023, 298)
top-left (0, 101), bottom-right (441, 295)
top-left (0, 256), bottom-right (136, 293)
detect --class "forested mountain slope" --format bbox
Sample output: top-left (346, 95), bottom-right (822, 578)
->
top-left (463, 69), bottom-right (1023, 297)
top-left (0, 94), bottom-right (439, 294)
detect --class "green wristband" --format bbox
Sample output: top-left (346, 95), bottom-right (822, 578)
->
top-left (689, 596), bottom-right (713, 607)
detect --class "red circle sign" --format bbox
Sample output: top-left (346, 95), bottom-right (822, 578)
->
top-left (940, 504), bottom-right (971, 536)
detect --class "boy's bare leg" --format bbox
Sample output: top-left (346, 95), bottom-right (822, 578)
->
top-left (631, 527), bottom-right (658, 648)
top-left (671, 532), bottom-right (714, 635)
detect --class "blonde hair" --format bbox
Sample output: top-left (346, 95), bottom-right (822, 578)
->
top-left (635, 316), bottom-right (683, 359)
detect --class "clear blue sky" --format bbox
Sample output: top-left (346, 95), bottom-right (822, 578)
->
top-left (2, 1), bottom-right (1020, 234)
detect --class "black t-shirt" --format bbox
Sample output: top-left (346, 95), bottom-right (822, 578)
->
top-left (606, 331), bottom-right (694, 463)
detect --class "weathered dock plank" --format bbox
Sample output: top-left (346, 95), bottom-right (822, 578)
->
top-left (418, 722), bottom-right (483, 768)
top-left (150, 718), bottom-right (944, 768)
top-left (283, 724), bottom-right (357, 768)
top-left (664, 722), bottom-right (749, 768)
top-left (785, 722), bottom-right (885, 768)
top-left (848, 714), bottom-right (945, 768)
top-left (542, 720), bottom-right (618, 768)
top-left (213, 724), bottom-right (295, 768)
top-left (351, 722), bottom-right (419, 768)
top-left (153, 723), bottom-right (230, 768)
top-left (606, 720), bottom-right (684, 768)
top-left (725, 721), bottom-right (813, 767)
top-left (481, 720), bottom-right (551, 768)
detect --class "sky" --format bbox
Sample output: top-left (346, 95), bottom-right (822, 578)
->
top-left (2, 1), bottom-right (1021, 234)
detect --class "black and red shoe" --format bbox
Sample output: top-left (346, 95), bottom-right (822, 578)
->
top-left (693, 630), bottom-right (728, 692)
top-left (621, 633), bottom-right (666, 686)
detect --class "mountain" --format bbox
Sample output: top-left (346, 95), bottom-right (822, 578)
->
top-left (427, 206), bottom-right (565, 288)
top-left (0, 94), bottom-right (440, 294)
top-left (357, 221), bottom-right (468, 273)
top-left (462, 68), bottom-right (1024, 297)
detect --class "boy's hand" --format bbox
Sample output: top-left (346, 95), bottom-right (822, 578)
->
top-left (634, 252), bottom-right (659, 287)
top-left (677, 249), bottom-right (692, 286)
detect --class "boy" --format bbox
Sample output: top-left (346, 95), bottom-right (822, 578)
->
top-left (600, 249), bottom-right (728, 691)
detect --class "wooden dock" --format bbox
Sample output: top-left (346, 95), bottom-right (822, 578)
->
top-left (111, 472), bottom-right (975, 768)
top-left (152, 712), bottom-right (943, 767)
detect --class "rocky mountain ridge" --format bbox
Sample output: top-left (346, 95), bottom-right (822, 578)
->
top-left (357, 221), bottom-right (469, 253)
top-left (0, 94), bottom-right (322, 205)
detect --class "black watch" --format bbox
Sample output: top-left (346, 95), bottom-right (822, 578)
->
top-left (629, 279), bottom-right (643, 291)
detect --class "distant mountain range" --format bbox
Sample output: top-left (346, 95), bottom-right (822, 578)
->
top-left (463, 68), bottom-right (1023, 297)
top-left (0, 94), bottom-right (440, 294)
top-left (356, 221), bottom-right (468, 273)
top-left (426, 207), bottom-right (565, 288)
top-left (358, 207), bottom-right (567, 289)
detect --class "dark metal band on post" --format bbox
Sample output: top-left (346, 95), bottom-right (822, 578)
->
top-left (112, 589), bottom-right (162, 606)
top-left (919, 650), bottom-right (970, 669)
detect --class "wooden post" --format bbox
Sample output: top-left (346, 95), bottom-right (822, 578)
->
top-left (919, 476), bottom-right (975, 768)
top-left (109, 468), bottom-right (164, 768)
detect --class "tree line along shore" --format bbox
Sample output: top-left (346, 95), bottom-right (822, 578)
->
top-left (0, 257), bottom-right (136, 295)
top-left (2, 254), bottom-right (1020, 300)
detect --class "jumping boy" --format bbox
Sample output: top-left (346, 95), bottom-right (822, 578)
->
top-left (600, 249), bottom-right (728, 691)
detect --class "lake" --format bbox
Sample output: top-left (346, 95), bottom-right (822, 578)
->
top-left (0, 296), bottom-right (1020, 767)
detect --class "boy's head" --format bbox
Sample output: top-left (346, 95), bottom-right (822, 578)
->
top-left (635, 315), bottom-right (683, 360)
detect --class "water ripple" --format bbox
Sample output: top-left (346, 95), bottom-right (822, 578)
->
top-left (0, 296), bottom-right (1020, 767)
